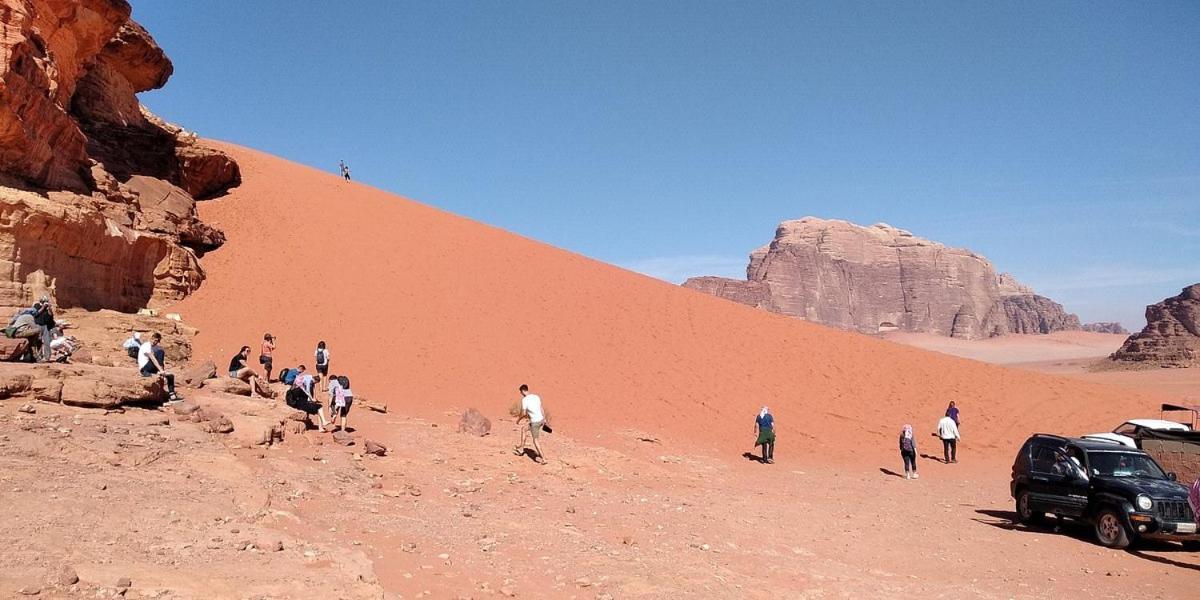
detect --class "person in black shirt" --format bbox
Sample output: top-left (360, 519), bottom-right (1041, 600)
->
top-left (228, 345), bottom-right (262, 398)
top-left (33, 296), bottom-right (55, 363)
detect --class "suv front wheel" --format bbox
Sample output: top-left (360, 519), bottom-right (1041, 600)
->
top-left (1094, 507), bottom-right (1132, 549)
top-left (1015, 489), bottom-right (1044, 525)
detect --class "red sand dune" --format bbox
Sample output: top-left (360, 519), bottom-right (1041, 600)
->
top-left (175, 143), bottom-right (1162, 464)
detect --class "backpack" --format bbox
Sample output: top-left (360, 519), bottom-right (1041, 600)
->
top-left (316, 349), bottom-right (328, 366)
top-left (336, 375), bottom-right (350, 389)
top-left (280, 368), bottom-right (297, 385)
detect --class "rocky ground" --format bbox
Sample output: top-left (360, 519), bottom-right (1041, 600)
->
top-left (1, 374), bottom-right (1196, 599)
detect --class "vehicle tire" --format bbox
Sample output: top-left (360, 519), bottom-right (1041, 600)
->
top-left (1094, 507), bottom-right (1132, 549)
top-left (1015, 489), bottom-right (1044, 525)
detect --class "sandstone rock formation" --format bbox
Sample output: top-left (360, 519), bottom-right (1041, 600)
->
top-left (0, 362), bottom-right (166, 409)
top-left (458, 408), bottom-right (492, 437)
top-left (683, 217), bottom-right (1081, 339)
top-left (1111, 284), bottom-right (1200, 367)
top-left (0, 0), bottom-right (239, 315)
top-left (1081, 322), bottom-right (1128, 335)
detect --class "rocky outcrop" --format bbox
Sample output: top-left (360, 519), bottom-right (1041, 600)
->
top-left (1082, 322), bottom-right (1128, 335)
top-left (1111, 284), bottom-right (1200, 367)
top-left (683, 217), bottom-right (1082, 339)
top-left (0, 362), bottom-right (166, 409)
top-left (0, 0), bottom-right (239, 314)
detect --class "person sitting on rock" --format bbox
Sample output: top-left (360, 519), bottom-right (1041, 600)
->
top-left (229, 345), bottom-right (263, 398)
top-left (122, 332), bottom-right (142, 360)
top-left (286, 365), bottom-right (329, 432)
top-left (139, 332), bottom-right (180, 401)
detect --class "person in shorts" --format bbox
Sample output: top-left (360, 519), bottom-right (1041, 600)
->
top-left (260, 333), bottom-right (276, 382)
top-left (229, 345), bottom-right (263, 398)
top-left (329, 375), bottom-right (354, 432)
top-left (314, 341), bottom-right (330, 400)
top-left (513, 384), bottom-right (547, 464)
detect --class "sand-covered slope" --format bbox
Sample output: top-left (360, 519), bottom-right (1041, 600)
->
top-left (175, 143), bottom-right (1159, 461)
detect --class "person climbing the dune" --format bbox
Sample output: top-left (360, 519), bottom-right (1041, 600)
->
top-left (900, 424), bottom-right (919, 479)
top-left (339, 160), bottom-right (351, 181)
top-left (229, 345), bottom-right (263, 398)
top-left (937, 412), bottom-right (960, 463)
top-left (260, 333), bottom-right (276, 382)
top-left (139, 332), bottom-right (179, 402)
top-left (754, 406), bottom-right (776, 464)
top-left (327, 374), bottom-right (354, 432)
top-left (314, 341), bottom-right (330, 399)
top-left (514, 384), bottom-right (547, 464)
top-left (946, 401), bottom-right (961, 430)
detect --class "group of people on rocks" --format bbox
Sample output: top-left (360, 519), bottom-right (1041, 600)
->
top-left (4, 296), bottom-right (75, 363)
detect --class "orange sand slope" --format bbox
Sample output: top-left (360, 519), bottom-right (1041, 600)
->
top-left (174, 142), bottom-right (1162, 462)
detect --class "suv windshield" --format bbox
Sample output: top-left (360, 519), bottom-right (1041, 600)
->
top-left (1088, 452), bottom-right (1167, 480)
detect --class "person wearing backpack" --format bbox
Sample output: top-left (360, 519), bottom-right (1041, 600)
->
top-left (279, 367), bottom-right (298, 386)
top-left (900, 424), bottom-right (919, 479)
top-left (314, 341), bottom-right (330, 401)
top-left (329, 374), bottom-right (353, 432)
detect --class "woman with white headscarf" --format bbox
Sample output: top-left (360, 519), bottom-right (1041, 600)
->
top-left (900, 424), bottom-right (919, 480)
top-left (754, 406), bottom-right (775, 464)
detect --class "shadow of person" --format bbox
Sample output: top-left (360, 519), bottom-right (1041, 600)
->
top-left (1128, 549), bottom-right (1200, 572)
top-left (879, 468), bottom-right (905, 478)
top-left (742, 452), bottom-right (765, 464)
top-left (920, 453), bottom-right (945, 463)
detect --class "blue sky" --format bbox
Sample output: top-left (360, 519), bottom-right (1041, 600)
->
top-left (133, 1), bottom-right (1198, 329)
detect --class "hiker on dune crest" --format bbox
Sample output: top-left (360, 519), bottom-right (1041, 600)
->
top-left (339, 160), bottom-right (351, 181)
top-left (755, 406), bottom-right (775, 464)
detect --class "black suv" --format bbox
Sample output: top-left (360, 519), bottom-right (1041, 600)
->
top-left (1010, 434), bottom-right (1198, 549)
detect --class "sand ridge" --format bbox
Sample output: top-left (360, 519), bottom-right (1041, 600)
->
top-left (172, 141), bottom-right (1171, 467)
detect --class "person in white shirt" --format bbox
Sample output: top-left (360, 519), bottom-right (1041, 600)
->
top-left (937, 414), bottom-right (961, 463)
top-left (513, 384), bottom-right (547, 464)
top-left (138, 332), bottom-right (179, 401)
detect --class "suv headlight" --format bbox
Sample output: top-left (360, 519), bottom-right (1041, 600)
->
top-left (1135, 494), bottom-right (1153, 511)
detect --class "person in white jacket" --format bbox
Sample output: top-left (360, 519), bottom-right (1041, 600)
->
top-left (937, 414), bottom-right (961, 463)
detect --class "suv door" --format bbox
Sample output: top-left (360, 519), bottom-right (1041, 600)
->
top-left (1027, 441), bottom-right (1088, 517)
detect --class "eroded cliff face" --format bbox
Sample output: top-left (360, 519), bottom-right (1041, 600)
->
top-left (1111, 284), bottom-right (1200, 367)
top-left (683, 217), bottom-right (1082, 339)
top-left (0, 0), bottom-right (238, 312)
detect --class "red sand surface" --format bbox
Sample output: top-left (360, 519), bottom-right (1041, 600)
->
top-left (175, 143), bottom-right (1167, 466)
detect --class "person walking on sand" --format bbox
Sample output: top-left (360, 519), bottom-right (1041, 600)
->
top-left (513, 384), bottom-right (547, 464)
top-left (937, 412), bottom-right (961, 463)
top-left (260, 333), bottom-right (276, 382)
top-left (900, 424), bottom-right (919, 479)
top-left (328, 374), bottom-right (354, 432)
top-left (339, 160), bottom-right (351, 181)
top-left (139, 333), bottom-right (180, 401)
top-left (754, 406), bottom-right (776, 464)
top-left (229, 345), bottom-right (263, 397)
top-left (946, 401), bottom-right (961, 429)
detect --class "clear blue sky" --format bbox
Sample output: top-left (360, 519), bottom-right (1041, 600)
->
top-left (133, 1), bottom-right (1198, 329)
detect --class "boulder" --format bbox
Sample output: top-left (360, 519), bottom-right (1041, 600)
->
top-left (1111, 284), bottom-right (1200, 367)
top-left (364, 439), bottom-right (387, 456)
top-left (458, 408), bottom-right (492, 437)
top-left (0, 337), bottom-right (32, 362)
top-left (180, 359), bottom-right (216, 388)
top-left (201, 377), bottom-right (251, 396)
top-left (683, 217), bottom-right (1081, 339)
top-left (331, 430), bottom-right (355, 446)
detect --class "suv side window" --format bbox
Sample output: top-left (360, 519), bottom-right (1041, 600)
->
top-left (1031, 443), bottom-right (1060, 474)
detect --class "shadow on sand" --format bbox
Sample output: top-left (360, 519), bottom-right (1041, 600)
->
top-left (742, 452), bottom-right (766, 464)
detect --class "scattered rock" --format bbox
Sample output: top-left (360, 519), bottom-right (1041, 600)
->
top-left (55, 565), bottom-right (79, 586)
top-left (180, 360), bottom-right (216, 388)
top-left (364, 439), bottom-right (387, 456)
top-left (17, 403), bottom-right (35, 414)
top-left (172, 401), bottom-right (200, 416)
top-left (331, 430), bottom-right (355, 446)
top-left (17, 584), bottom-right (40, 595)
top-left (116, 577), bottom-right (132, 589)
top-left (457, 408), bottom-right (492, 437)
